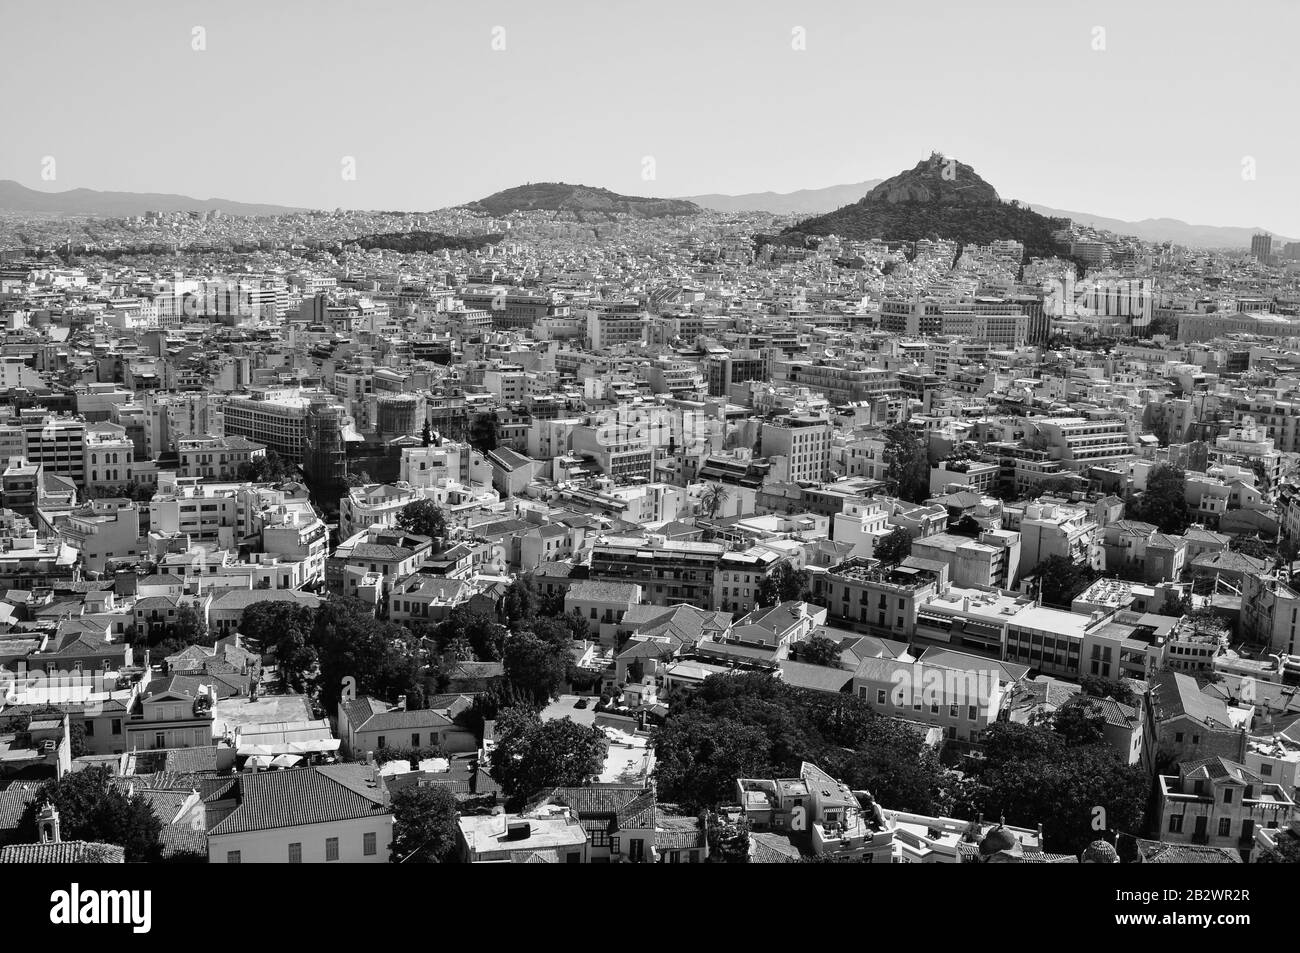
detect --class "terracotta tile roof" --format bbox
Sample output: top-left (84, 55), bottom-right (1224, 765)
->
top-left (208, 764), bottom-right (389, 836)
top-left (0, 841), bottom-right (125, 863)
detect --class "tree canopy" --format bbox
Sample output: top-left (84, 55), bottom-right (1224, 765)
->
top-left (967, 719), bottom-right (1146, 857)
top-left (756, 562), bottom-right (811, 607)
top-left (19, 766), bottom-right (163, 863)
top-left (390, 784), bottom-right (459, 863)
top-left (883, 423), bottom-right (930, 503)
top-left (395, 499), bottom-right (447, 540)
top-left (489, 708), bottom-right (609, 807)
top-left (1034, 554), bottom-right (1094, 608)
top-left (651, 673), bottom-right (952, 814)
top-left (503, 633), bottom-right (569, 704)
top-left (1131, 463), bottom-right (1189, 535)
top-left (873, 526), bottom-right (913, 565)
top-left (797, 635), bottom-right (842, 667)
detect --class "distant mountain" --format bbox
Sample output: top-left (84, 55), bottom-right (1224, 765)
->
top-left (464, 182), bottom-right (700, 218)
top-left (680, 180), bottom-right (882, 216)
top-left (1027, 204), bottom-right (1291, 249)
top-left (777, 154), bottom-right (1069, 259)
top-left (0, 180), bottom-right (303, 218)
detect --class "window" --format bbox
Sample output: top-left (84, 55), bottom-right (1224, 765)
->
top-left (411, 733), bottom-right (420, 747)
top-left (875, 689), bottom-right (886, 705)
top-left (1174, 732), bottom-right (1184, 743)
top-left (364, 832), bottom-right (377, 856)
top-left (84, 720), bottom-right (94, 737)
top-left (1218, 818), bottom-right (1231, 837)
top-left (1223, 788), bottom-right (1233, 804)
top-left (377, 736), bottom-right (386, 749)
top-left (1261, 763), bottom-right (1273, 777)
top-left (967, 706), bottom-right (977, 721)
top-left (227, 851), bottom-right (241, 864)
top-left (326, 837), bottom-right (339, 861)
top-left (288, 843), bottom-right (301, 863)
top-left (1192, 734), bottom-right (1201, 745)
top-left (1168, 814), bottom-right (1183, 833)
top-left (112, 719), bottom-right (122, 735)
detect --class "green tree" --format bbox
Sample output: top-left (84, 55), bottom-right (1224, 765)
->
top-left (1052, 698), bottom-right (1107, 746)
top-left (1257, 834), bottom-right (1300, 863)
top-left (698, 482), bottom-right (731, 520)
top-left (797, 635), bottom-right (842, 667)
top-left (503, 633), bottom-right (569, 704)
top-left (421, 420), bottom-right (432, 447)
top-left (391, 784), bottom-right (459, 863)
top-left (489, 708), bottom-right (609, 805)
top-left (1079, 674), bottom-right (1136, 707)
top-left (502, 575), bottom-right (539, 626)
top-left (469, 411), bottom-right (499, 453)
top-left (395, 499), bottom-right (447, 540)
top-left (313, 599), bottom-right (425, 712)
top-left (238, 449), bottom-right (290, 483)
top-left (172, 604), bottom-right (210, 647)
top-left (883, 423), bottom-right (930, 503)
top-left (1035, 554), bottom-right (1094, 608)
top-left (873, 526), bottom-right (913, 564)
top-left (1229, 534), bottom-right (1274, 562)
top-left (818, 717), bottom-right (951, 815)
top-left (651, 711), bottom-right (775, 812)
top-left (1132, 464), bottom-right (1189, 534)
top-left (756, 562), bottom-right (811, 607)
top-left (970, 732), bottom-right (1147, 857)
top-left (434, 604), bottom-right (509, 661)
top-left (18, 766), bottom-right (162, 863)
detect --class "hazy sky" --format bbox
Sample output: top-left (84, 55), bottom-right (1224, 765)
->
top-left (2, 0), bottom-right (1296, 233)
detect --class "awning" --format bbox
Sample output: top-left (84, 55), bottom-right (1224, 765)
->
top-left (238, 739), bottom-right (340, 756)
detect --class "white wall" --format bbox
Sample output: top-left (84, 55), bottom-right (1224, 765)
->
top-left (208, 815), bottom-right (394, 864)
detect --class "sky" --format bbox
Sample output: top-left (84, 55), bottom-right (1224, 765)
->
top-left (2, 0), bottom-right (1297, 233)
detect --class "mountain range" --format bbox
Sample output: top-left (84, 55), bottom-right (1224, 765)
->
top-left (678, 181), bottom-right (882, 216)
top-left (0, 172), bottom-right (1289, 248)
top-left (0, 179), bottom-right (303, 218)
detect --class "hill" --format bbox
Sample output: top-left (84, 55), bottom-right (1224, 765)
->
top-left (464, 182), bottom-right (699, 218)
top-left (681, 180), bottom-right (882, 216)
top-left (0, 180), bottom-right (303, 218)
top-left (777, 154), bottom-right (1069, 259)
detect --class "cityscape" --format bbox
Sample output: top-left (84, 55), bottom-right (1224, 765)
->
top-left (0, 2), bottom-right (1295, 899)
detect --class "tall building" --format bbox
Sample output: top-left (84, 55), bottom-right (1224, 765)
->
top-left (223, 388), bottom-right (336, 464)
top-left (761, 413), bottom-right (830, 484)
top-left (304, 399), bottom-right (349, 488)
top-left (20, 410), bottom-right (86, 485)
top-left (1251, 233), bottom-right (1273, 261)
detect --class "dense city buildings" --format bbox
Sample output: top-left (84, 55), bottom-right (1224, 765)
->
top-left (0, 5), bottom-right (1296, 890)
